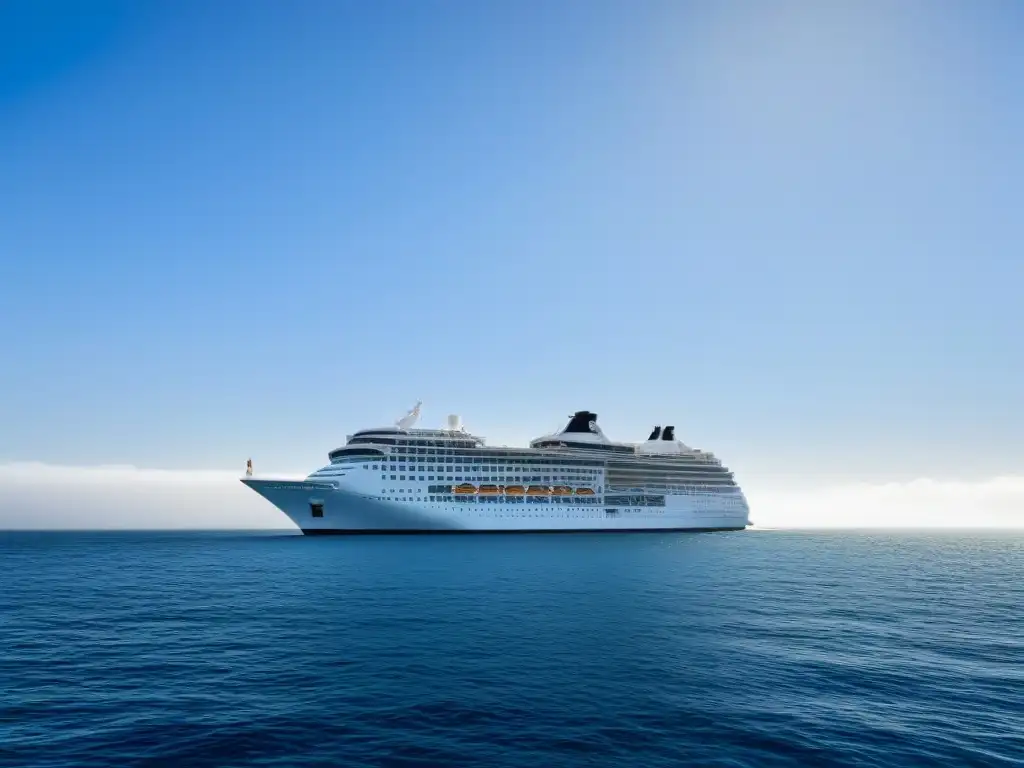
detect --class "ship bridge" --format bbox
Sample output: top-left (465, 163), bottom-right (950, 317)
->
top-left (327, 404), bottom-right (485, 462)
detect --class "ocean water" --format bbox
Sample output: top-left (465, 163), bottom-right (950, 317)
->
top-left (1, 530), bottom-right (1021, 767)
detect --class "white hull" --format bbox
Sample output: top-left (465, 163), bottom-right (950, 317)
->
top-left (242, 478), bottom-right (749, 534)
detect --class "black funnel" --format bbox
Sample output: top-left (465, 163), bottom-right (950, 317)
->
top-left (563, 411), bottom-right (598, 434)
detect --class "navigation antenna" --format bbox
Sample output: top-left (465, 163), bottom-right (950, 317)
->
top-left (396, 401), bottom-right (422, 430)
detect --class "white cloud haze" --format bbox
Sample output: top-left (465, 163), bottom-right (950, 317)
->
top-left (0, 463), bottom-right (1021, 530)
top-left (745, 476), bottom-right (1024, 530)
top-left (0, 462), bottom-right (302, 530)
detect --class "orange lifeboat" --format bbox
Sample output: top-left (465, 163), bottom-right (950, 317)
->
top-left (453, 483), bottom-right (477, 495)
top-left (504, 485), bottom-right (526, 496)
top-left (551, 486), bottom-right (573, 496)
top-left (478, 484), bottom-right (500, 496)
top-left (574, 487), bottom-right (596, 496)
top-left (526, 485), bottom-right (551, 496)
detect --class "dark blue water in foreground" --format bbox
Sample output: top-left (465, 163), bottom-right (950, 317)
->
top-left (1, 530), bottom-right (1022, 767)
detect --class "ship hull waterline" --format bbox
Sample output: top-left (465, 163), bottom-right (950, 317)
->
top-left (242, 478), bottom-right (749, 535)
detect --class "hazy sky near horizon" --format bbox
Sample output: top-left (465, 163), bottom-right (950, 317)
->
top-left (1, 1), bottom-right (1023, 529)
top-left (2, 462), bottom-right (1022, 530)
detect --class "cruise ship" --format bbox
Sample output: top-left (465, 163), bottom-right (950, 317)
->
top-left (241, 404), bottom-right (750, 534)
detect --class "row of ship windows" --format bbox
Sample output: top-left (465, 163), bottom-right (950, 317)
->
top-left (451, 496), bottom-right (600, 504)
top-left (371, 458), bottom-right (599, 472)
top-left (607, 487), bottom-right (741, 495)
top-left (372, 474), bottom-right (737, 491)
top-left (354, 438), bottom-right (721, 468)
top-left (378, 496), bottom-right (606, 509)
top-left (352, 463), bottom-right (598, 476)
top-left (602, 509), bottom-right (669, 516)
top-left (383, 474), bottom-right (591, 483)
top-left (338, 447), bottom-right (597, 466)
top-left (368, 475), bottom-right (737, 493)
top-left (384, 490), bottom-right (600, 504)
top-left (602, 473), bottom-right (733, 479)
top-left (349, 437), bottom-right (481, 449)
top-left (343, 450), bottom-right (722, 469)
top-left (425, 484), bottom-right (585, 494)
top-left (376, 474), bottom-right (738, 492)
top-left (608, 480), bottom-right (741, 487)
top-left (355, 436), bottom-right (709, 465)
top-left (603, 495), bottom-right (667, 507)
top-left (335, 459), bottom-right (727, 479)
top-left (332, 455), bottom-right (726, 475)
top-left (533, 440), bottom-right (634, 454)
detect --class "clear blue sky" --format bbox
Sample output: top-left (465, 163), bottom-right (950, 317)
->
top-left (1, 0), bottom-right (1022, 482)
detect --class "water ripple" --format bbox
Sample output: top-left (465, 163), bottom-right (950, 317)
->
top-left (1, 530), bottom-right (1022, 767)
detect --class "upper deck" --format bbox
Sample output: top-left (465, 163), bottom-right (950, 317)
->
top-left (327, 414), bottom-right (727, 479)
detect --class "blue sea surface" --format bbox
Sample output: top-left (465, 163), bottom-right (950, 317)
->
top-left (1, 530), bottom-right (1021, 767)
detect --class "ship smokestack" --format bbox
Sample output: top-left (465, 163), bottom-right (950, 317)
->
top-left (447, 414), bottom-right (462, 431)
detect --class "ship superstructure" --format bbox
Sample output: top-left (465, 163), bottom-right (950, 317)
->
top-left (241, 405), bottom-right (750, 534)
